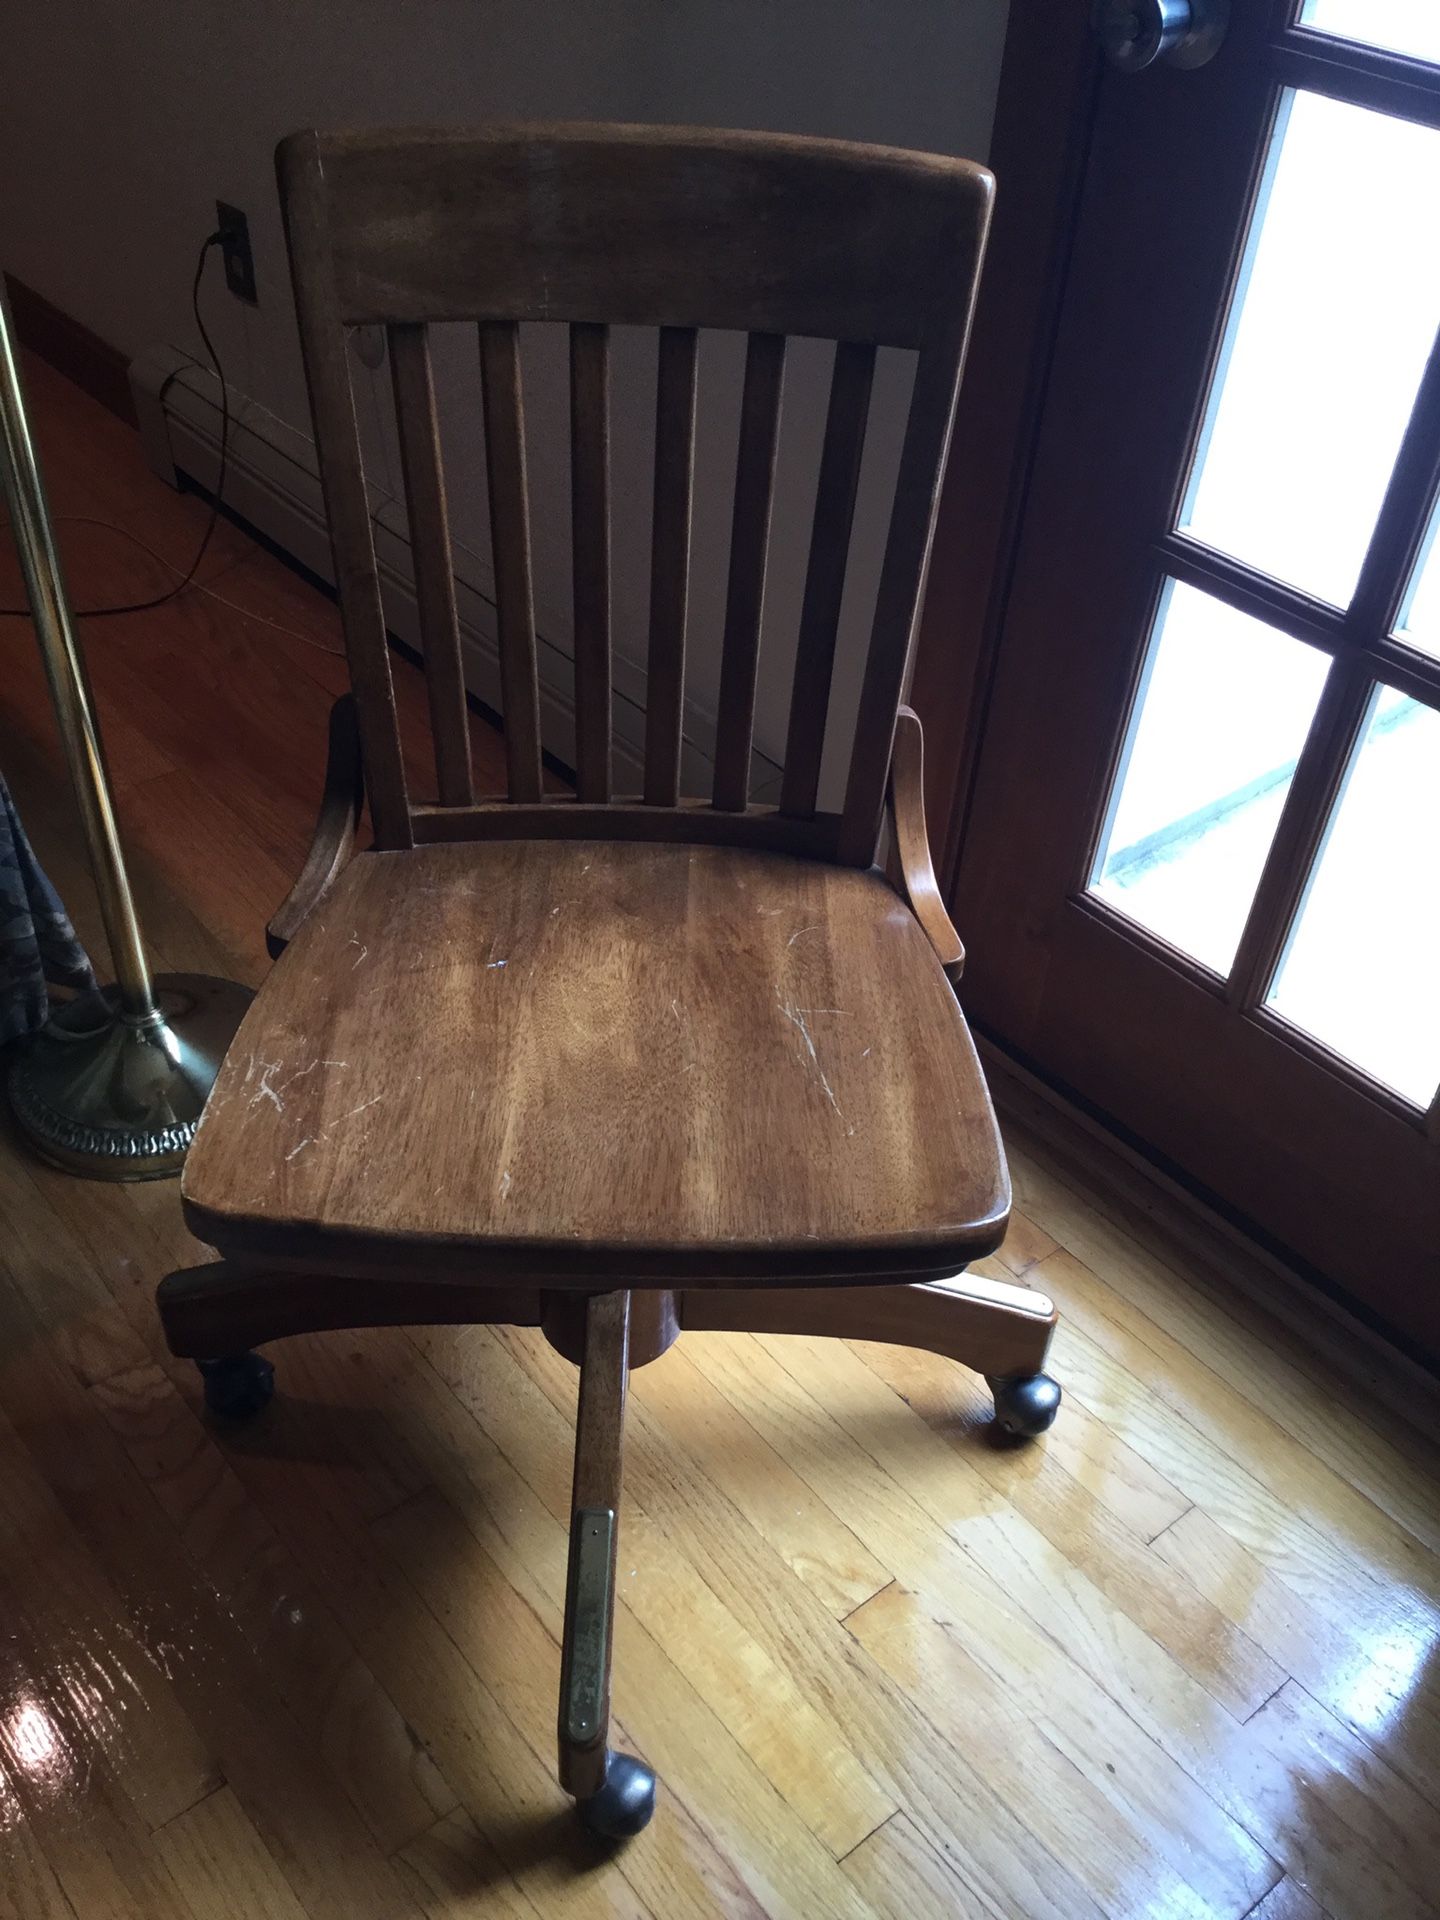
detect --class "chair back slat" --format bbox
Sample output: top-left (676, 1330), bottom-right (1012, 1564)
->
top-left (838, 343), bottom-right (972, 864)
top-left (569, 323), bottom-right (612, 803)
top-left (643, 326), bottom-right (698, 807)
top-left (278, 131), bottom-right (412, 848)
top-left (779, 341), bottom-right (876, 821)
top-left (277, 125), bottom-right (992, 860)
top-left (389, 323), bottom-right (473, 806)
top-left (712, 331), bottom-right (786, 813)
top-left (478, 320), bottom-right (545, 802)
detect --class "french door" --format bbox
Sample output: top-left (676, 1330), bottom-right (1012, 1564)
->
top-left (957, 1), bottom-right (1440, 1353)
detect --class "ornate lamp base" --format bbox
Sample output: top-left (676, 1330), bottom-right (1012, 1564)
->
top-left (8, 973), bottom-right (254, 1180)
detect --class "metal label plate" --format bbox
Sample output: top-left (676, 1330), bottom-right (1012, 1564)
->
top-left (563, 1507), bottom-right (615, 1745)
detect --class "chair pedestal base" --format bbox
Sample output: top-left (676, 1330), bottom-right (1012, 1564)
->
top-left (158, 1261), bottom-right (1058, 1838)
top-left (679, 1269), bottom-right (1056, 1383)
top-left (554, 1293), bottom-right (659, 1836)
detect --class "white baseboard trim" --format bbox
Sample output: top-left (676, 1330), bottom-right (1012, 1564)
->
top-left (129, 346), bottom-right (783, 800)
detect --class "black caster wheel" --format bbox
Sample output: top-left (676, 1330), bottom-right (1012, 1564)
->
top-left (197, 1352), bottom-right (275, 1420)
top-left (577, 1751), bottom-right (657, 1840)
top-left (988, 1372), bottom-right (1061, 1440)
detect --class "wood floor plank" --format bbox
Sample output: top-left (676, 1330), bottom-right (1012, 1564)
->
top-left (1247, 1878), bottom-right (1332, 1920)
top-left (1051, 1311), bottom-right (1440, 1651)
top-left (203, 1344), bottom-right (660, 1920)
top-left (413, 1321), bottom-right (891, 1620)
top-left (378, 1486), bottom-right (875, 1920)
top-left (0, 715), bottom-right (246, 987)
top-left (1152, 1504), bottom-right (1440, 1812)
top-left (383, 1356), bottom-right (896, 1865)
top-left (0, 1307), bottom-right (428, 1920)
top-left (0, 613), bottom-right (174, 794)
top-left (854, 1334), bottom-right (1282, 1717)
top-left (840, 1811), bottom-right (1006, 1920)
top-left (207, 1325), bottom-right (435, 1524)
top-left (998, 1098), bottom-right (1440, 1447)
top-left (0, 1435), bottom-right (201, 1920)
top-left (152, 1786), bottom-right (310, 1920)
top-left (428, 1350), bottom-right (1087, 1920)
top-left (962, 1324), bottom-right (1194, 1543)
top-left (847, 1584), bottom-right (1275, 1920)
top-left (988, 1205), bottom-right (1059, 1279)
top-left (606, 1504), bottom-right (896, 1856)
top-left (9, 1145), bottom-right (198, 1385)
top-left (731, 1326), bottom-right (1440, 1919)
top-left (380, 1469), bottom-right (777, 1920)
top-left (116, 766), bottom-right (296, 977)
top-left (1010, 1137), bottom-right (1440, 1554)
top-left (391, 1809), bottom-right (547, 1920)
top-left (0, 1702), bottom-right (195, 1920)
top-left (0, 1354), bottom-right (218, 1833)
top-left (0, 1149), bottom-right (158, 1389)
top-left (1040, 1245), bottom-right (1440, 1595)
top-left (306, 1328), bottom-right (889, 1912)
top-left (330, 1324), bottom-right (1098, 1920)
top-left (487, 1327), bottom-right (1189, 1920)
top-left (1230, 1682), bottom-right (1440, 1917)
top-left (0, 1812), bottom-right (79, 1920)
top-left (91, 1360), bottom-right (459, 1855)
top-left (983, 1244), bottom-right (1205, 1543)
top-left (684, 1327), bottom-right (1281, 1917)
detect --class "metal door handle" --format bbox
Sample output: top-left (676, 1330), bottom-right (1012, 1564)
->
top-left (1094, 0), bottom-right (1228, 72)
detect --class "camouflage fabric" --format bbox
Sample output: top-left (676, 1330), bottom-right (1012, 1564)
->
top-left (0, 770), bottom-right (95, 1043)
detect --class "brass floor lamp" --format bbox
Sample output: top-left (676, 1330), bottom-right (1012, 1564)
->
top-left (1, 302), bottom-right (251, 1178)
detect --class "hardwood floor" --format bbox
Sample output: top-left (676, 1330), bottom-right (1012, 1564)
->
top-left (3, 354), bottom-right (1440, 1919)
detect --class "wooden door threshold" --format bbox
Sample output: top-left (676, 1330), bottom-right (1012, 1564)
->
top-left (979, 1035), bottom-right (1440, 1441)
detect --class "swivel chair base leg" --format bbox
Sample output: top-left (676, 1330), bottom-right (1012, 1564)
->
top-left (558, 1292), bottom-right (656, 1840)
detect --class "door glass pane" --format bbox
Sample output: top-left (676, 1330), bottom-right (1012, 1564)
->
top-left (1267, 688), bottom-right (1440, 1105)
top-left (1299, 1), bottom-right (1440, 65)
top-left (1395, 497), bottom-right (1440, 660)
top-left (1090, 581), bottom-right (1330, 975)
top-left (1180, 90), bottom-right (1440, 608)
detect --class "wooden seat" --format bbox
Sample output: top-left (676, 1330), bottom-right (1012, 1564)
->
top-left (157, 120), bottom-right (1062, 1843)
top-left (183, 838), bottom-right (1008, 1280)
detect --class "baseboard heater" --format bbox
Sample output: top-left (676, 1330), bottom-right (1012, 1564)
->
top-left (129, 347), bottom-right (781, 801)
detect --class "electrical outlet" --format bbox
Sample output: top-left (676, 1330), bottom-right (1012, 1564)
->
top-left (215, 201), bottom-right (258, 305)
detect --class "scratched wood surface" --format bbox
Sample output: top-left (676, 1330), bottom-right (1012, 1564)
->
top-left (2, 358), bottom-right (1440, 1919)
top-left (181, 839), bottom-right (1006, 1283)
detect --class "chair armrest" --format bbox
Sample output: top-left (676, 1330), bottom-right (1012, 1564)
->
top-left (886, 704), bottom-right (965, 983)
top-left (266, 694), bottom-right (365, 959)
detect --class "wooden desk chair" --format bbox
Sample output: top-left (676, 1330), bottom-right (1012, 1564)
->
top-left (158, 123), bottom-right (1061, 1841)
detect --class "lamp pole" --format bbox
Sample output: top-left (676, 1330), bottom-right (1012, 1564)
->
top-left (1, 300), bottom-right (252, 1178)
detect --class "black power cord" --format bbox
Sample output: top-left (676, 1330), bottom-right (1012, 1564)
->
top-left (1, 230), bottom-right (231, 619)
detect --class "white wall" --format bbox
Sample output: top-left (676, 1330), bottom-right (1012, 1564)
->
top-left (1, 1), bottom-right (1009, 785)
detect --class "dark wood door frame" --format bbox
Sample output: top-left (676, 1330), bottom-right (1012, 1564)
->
top-left (920, 1), bottom-right (1440, 1360)
top-left (910, 1), bottom-right (1101, 891)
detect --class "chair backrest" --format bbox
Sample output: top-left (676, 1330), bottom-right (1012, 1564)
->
top-left (277, 123), bottom-right (992, 864)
